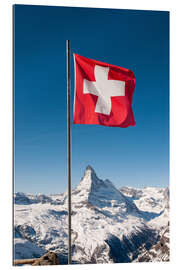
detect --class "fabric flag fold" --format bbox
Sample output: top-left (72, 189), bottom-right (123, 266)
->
top-left (73, 54), bottom-right (136, 127)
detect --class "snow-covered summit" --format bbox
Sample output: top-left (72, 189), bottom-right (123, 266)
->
top-left (77, 165), bottom-right (102, 193)
top-left (71, 165), bottom-right (140, 217)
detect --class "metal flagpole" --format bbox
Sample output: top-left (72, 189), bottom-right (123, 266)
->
top-left (66, 40), bottom-right (72, 264)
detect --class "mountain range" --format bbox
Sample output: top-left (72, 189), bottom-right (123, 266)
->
top-left (14, 165), bottom-right (169, 264)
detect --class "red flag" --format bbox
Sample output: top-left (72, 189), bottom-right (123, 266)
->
top-left (73, 54), bottom-right (136, 127)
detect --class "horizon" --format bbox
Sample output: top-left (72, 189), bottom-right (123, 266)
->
top-left (14, 164), bottom-right (169, 196)
top-left (14, 5), bottom-right (169, 194)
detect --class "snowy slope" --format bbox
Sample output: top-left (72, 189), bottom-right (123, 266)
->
top-left (14, 166), bottom-right (169, 264)
top-left (120, 186), bottom-right (167, 213)
top-left (14, 203), bottom-right (68, 259)
top-left (120, 186), bottom-right (169, 229)
top-left (148, 188), bottom-right (169, 230)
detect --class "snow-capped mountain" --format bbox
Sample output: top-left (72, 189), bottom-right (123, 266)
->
top-left (120, 186), bottom-right (168, 213)
top-left (14, 166), bottom-right (169, 264)
top-left (14, 192), bottom-right (65, 205)
top-left (120, 186), bottom-right (169, 230)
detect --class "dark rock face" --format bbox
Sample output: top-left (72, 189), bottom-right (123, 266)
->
top-left (32, 252), bottom-right (59, 265)
top-left (15, 225), bottom-right (36, 242)
top-left (14, 193), bottom-right (31, 205)
top-left (105, 235), bottom-right (131, 263)
top-left (91, 244), bottom-right (109, 264)
top-left (135, 225), bottom-right (170, 262)
top-left (105, 227), bottom-right (158, 263)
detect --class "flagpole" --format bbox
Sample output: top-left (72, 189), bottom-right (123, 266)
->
top-left (66, 39), bottom-right (72, 264)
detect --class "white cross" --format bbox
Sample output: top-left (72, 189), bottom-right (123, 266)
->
top-left (83, 65), bottom-right (125, 115)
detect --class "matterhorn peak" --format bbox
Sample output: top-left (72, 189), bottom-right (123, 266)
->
top-left (71, 165), bottom-right (102, 206)
top-left (72, 165), bottom-right (110, 200)
top-left (79, 165), bottom-right (101, 189)
top-left (72, 166), bottom-right (135, 212)
top-left (85, 165), bottom-right (97, 175)
top-left (86, 165), bottom-right (95, 171)
top-left (83, 165), bottom-right (98, 179)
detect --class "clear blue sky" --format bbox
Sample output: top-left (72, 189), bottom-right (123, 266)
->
top-left (14, 5), bottom-right (169, 194)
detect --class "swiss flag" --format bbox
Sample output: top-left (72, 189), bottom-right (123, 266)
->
top-left (73, 54), bottom-right (136, 127)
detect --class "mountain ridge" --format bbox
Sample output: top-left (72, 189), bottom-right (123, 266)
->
top-left (14, 165), bottom-right (169, 264)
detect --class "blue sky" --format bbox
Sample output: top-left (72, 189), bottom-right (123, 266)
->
top-left (14, 5), bottom-right (169, 194)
